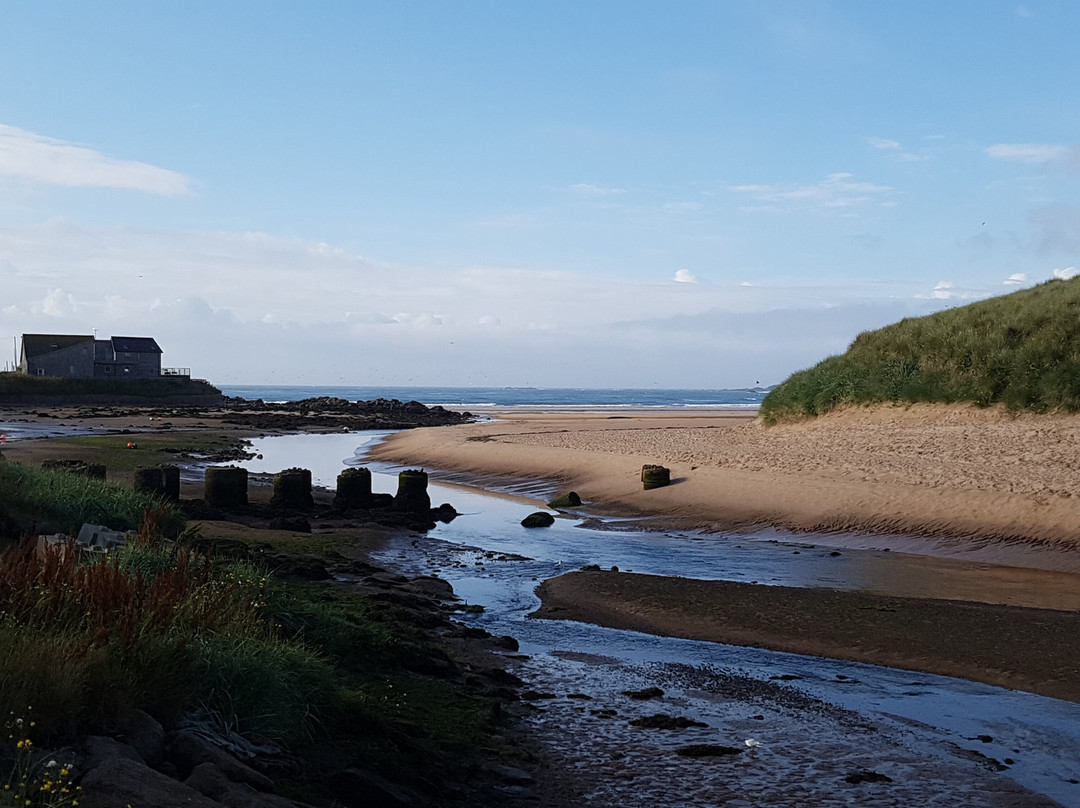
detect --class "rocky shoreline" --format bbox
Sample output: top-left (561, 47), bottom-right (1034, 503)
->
top-left (3, 488), bottom-right (541, 808)
top-left (216, 395), bottom-right (474, 432)
top-left (0, 395), bottom-right (473, 436)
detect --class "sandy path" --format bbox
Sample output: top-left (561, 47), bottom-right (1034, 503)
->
top-left (369, 405), bottom-right (1080, 561)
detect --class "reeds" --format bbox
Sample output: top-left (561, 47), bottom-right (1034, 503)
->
top-left (0, 535), bottom-right (331, 744)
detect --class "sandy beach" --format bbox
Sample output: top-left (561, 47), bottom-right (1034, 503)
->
top-left (369, 404), bottom-right (1080, 563)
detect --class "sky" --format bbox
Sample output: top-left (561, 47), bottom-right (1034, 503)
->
top-left (2, 1), bottom-right (1079, 388)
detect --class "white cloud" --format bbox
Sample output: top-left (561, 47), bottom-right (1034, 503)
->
top-left (869, 137), bottom-right (930, 163)
top-left (985, 143), bottom-right (1071, 164)
top-left (917, 280), bottom-right (990, 302)
top-left (1004, 273), bottom-right (1027, 285)
top-left (673, 268), bottom-right (697, 284)
top-left (868, 138), bottom-right (901, 150)
top-left (931, 281), bottom-right (956, 299)
top-left (40, 287), bottom-right (77, 317)
top-left (392, 312), bottom-right (443, 327)
top-left (0, 124), bottom-right (191, 195)
top-left (565, 183), bottom-right (626, 196)
top-left (344, 311), bottom-right (394, 325)
top-left (662, 201), bottom-right (702, 213)
top-left (729, 172), bottom-right (892, 212)
top-left (0, 220), bottom-right (983, 387)
top-left (1053, 266), bottom-right (1078, 280)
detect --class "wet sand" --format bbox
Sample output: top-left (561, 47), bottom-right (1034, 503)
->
top-left (369, 405), bottom-right (1080, 565)
top-left (515, 652), bottom-right (1060, 808)
top-left (371, 403), bottom-right (1080, 711)
top-left (533, 570), bottom-right (1080, 704)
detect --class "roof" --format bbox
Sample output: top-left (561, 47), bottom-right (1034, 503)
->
top-left (110, 336), bottom-right (162, 354)
top-left (20, 334), bottom-right (94, 360)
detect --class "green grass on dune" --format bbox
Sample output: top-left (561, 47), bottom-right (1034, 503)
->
top-left (761, 277), bottom-right (1080, 423)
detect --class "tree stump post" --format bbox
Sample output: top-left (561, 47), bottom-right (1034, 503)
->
top-left (271, 467), bottom-right (314, 510)
top-left (641, 464), bottom-right (671, 490)
top-left (133, 465), bottom-right (181, 501)
top-left (394, 469), bottom-right (431, 512)
top-left (335, 467), bottom-right (373, 509)
top-left (204, 466), bottom-right (248, 509)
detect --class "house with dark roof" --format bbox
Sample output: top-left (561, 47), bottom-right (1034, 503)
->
top-left (18, 334), bottom-right (179, 380)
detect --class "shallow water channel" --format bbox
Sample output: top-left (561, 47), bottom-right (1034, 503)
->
top-left (240, 431), bottom-right (1080, 807)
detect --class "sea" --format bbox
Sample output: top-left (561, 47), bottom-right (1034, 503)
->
top-left (217, 385), bottom-right (768, 410)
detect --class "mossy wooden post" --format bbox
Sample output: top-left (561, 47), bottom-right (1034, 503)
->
top-left (335, 466), bottom-right (373, 509)
top-left (271, 467), bottom-right (314, 510)
top-left (133, 465), bottom-right (180, 501)
top-left (547, 491), bottom-right (582, 509)
top-left (641, 464), bottom-right (670, 490)
top-left (204, 466), bottom-right (248, 509)
top-left (394, 469), bottom-right (430, 512)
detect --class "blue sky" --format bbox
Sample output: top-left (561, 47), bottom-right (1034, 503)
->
top-left (2, 1), bottom-right (1078, 387)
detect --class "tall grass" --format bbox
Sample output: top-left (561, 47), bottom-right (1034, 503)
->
top-left (0, 459), bottom-right (182, 534)
top-left (761, 277), bottom-right (1080, 422)
top-left (0, 536), bottom-right (334, 744)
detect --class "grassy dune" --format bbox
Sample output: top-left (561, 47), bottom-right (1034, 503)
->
top-left (761, 277), bottom-right (1080, 423)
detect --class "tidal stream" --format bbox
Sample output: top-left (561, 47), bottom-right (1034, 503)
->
top-left (240, 431), bottom-right (1080, 807)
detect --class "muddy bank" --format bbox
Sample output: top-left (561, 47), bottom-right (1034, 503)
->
top-left (533, 570), bottom-right (1080, 704)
